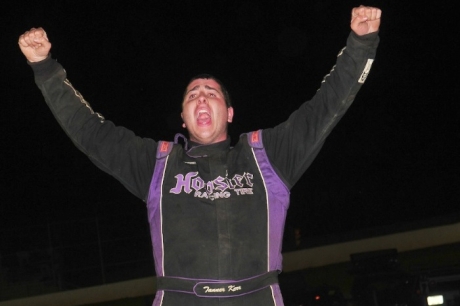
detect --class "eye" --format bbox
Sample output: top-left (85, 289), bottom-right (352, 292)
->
top-left (189, 94), bottom-right (196, 99)
top-left (209, 93), bottom-right (216, 97)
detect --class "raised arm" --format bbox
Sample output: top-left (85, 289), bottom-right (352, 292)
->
top-left (262, 5), bottom-right (381, 188)
top-left (18, 28), bottom-right (157, 201)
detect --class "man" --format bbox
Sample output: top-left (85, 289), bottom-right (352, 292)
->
top-left (19, 5), bottom-right (381, 306)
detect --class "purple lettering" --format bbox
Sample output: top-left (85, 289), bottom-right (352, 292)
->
top-left (233, 174), bottom-right (244, 187)
top-left (225, 177), bottom-right (236, 189)
top-left (213, 176), bottom-right (228, 191)
top-left (170, 172), bottom-right (198, 194)
top-left (192, 176), bottom-right (205, 191)
top-left (243, 173), bottom-right (254, 187)
top-left (206, 181), bottom-right (214, 194)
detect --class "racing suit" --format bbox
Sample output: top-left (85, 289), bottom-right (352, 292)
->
top-left (28, 31), bottom-right (379, 305)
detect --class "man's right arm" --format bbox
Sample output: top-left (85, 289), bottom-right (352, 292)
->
top-left (20, 28), bottom-right (158, 202)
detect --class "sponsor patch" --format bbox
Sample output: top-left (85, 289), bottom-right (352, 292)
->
top-left (358, 59), bottom-right (374, 84)
top-left (251, 131), bottom-right (259, 143)
top-left (160, 141), bottom-right (170, 153)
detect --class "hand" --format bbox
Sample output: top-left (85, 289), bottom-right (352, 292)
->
top-left (18, 27), bottom-right (52, 62)
top-left (350, 5), bottom-right (381, 36)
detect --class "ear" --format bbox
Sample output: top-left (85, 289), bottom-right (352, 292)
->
top-left (181, 113), bottom-right (186, 128)
top-left (227, 107), bottom-right (234, 123)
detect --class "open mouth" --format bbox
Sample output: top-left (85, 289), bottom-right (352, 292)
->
top-left (197, 110), bottom-right (211, 125)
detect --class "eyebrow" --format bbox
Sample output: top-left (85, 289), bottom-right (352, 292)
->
top-left (186, 85), bottom-right (220, 95)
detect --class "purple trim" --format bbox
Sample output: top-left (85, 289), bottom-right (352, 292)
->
top-left (271, 284), bottom-right (284, 305)
top-left (152, 290), bottom-right (164, 306)
top-left (148, 142), bottom-right (174, 277)
top-left (160, 271), bottom-right (269, 283)
top-left (248, 130), bottom-right (290, 272)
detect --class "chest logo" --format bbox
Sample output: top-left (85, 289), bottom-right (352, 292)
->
top-left (169, 172), bottom-right (255, 200)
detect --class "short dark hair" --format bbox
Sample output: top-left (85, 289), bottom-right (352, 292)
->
top-left (183, 74), bottom-right (232, 108)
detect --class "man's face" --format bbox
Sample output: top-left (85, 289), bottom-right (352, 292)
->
top-left (181, 78), bottom-right (234, 144)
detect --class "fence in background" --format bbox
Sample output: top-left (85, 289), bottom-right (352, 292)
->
top-left (0, 214), bottom-right (154, 301)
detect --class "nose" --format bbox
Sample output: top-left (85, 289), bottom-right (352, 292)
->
top-left (197, 94), bottom-right (207, 104)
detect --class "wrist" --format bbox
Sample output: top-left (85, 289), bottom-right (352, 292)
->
top-left (28, 55), bottom-right (49, 63)
top-left (28, 54), bottom-right (51, 65)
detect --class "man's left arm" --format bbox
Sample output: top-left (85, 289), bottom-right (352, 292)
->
top-left (262, 6), bottom-right (381, 189)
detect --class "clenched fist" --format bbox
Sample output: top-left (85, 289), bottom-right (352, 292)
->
top-left (350, 5), bottom-right (382, 36)
top-left (18, 27), bottom-right (51, 62)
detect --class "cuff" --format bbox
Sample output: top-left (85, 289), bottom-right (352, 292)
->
top-left (28, 54), bottom-right (62, 81)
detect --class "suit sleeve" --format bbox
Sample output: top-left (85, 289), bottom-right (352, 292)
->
top-left (262, 31), bottom-right (380, 189)
top-left (30, 56), bottom-right (157, 201)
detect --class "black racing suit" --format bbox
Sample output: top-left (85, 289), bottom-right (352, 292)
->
top-left (29, 31), bottom-right (379, 305)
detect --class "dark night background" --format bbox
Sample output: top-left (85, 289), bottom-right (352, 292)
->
top-left (1, 0), bottom-right (459, 276)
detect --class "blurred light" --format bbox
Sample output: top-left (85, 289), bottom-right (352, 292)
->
top-left (315, 295), bottom-right (321, 300)
top-left (427, 295), bottom-right (444, 305)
